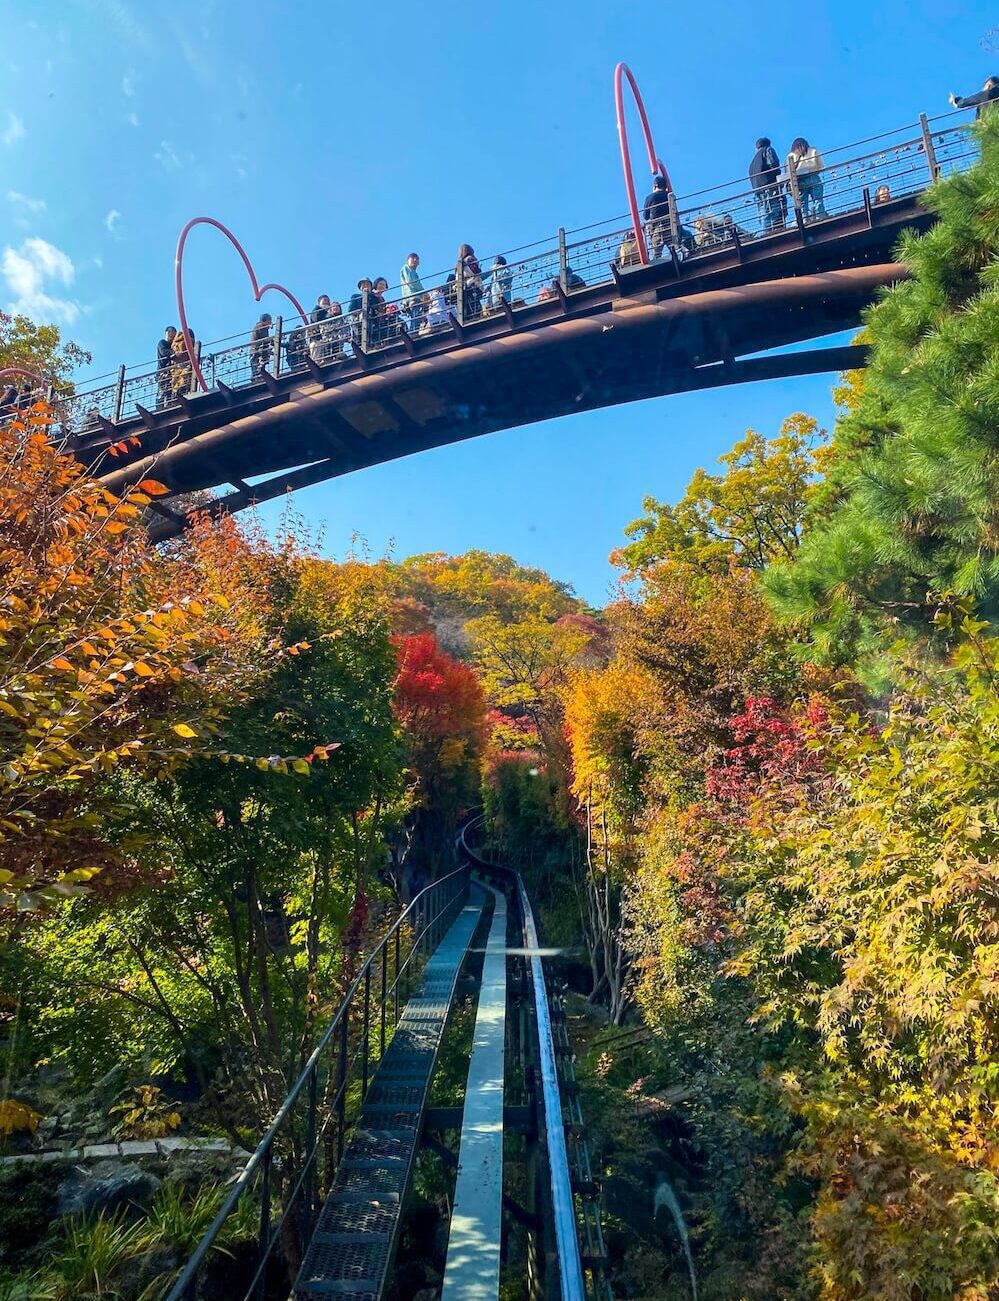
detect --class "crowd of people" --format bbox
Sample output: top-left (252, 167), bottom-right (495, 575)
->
top-left (151, 242), bottom-right (594, 397)
top-left (115, 79), bottom-right (993, 412)
top-left (622, 79), bottom-right (997, 268)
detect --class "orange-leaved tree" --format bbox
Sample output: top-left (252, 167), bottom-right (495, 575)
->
top-left (0, 403), bottom-right (277, 921)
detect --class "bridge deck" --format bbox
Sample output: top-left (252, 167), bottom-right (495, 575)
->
top-left (441, 884), bottom-right (508, 1301)
top-left (293, 890), bottom-right (484, 1299)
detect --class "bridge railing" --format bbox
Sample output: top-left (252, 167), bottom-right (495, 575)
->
top-left (54, 109), bottom-right (980, 442)
top-left (162, 865), bottom-right (469, 1301)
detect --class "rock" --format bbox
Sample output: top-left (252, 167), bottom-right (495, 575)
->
top-left (92, 1064), bottom-right (127, 1102)
top-left (118, 1140), bottom-right (160, 1158)
top-left (82, 1143), bottom-right (122, 1160)
top-left (155, 1136), bottom-right (189, 1156)
top-left (57, 1158), bottom-right (161, 1218)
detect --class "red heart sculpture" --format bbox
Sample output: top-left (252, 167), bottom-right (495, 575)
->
top-left (174, 216), bottom-right (309, 393)
top-left (0, 366), bottom-right (45, 387)
top-left (615, 63), bottom-right (673, 265)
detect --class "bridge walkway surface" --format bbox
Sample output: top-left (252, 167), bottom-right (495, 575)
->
top-left (292, 888), bottom-right (486, 1299)
top-left (440, 883), bottom-right (508, 1301)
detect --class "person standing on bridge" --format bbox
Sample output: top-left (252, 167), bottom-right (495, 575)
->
top-left (489, 255), bottom-right (513, 309)
top-left (950, 76), bottom-right (999, 118)
top-left (400, 253), bottom-right (425, 333)
top-left (171, 328), bottom-right (196, 397)
top-left (156, 325), bottom-right (177, 409)
top-left (749, 137), bottom-right (786, 232)
top-left (309, 295), bottom-right (331, 361)
top-left (348, 278), bottom-right (373, 351)
top-left (642, 174), bottom-right (674, 259)
top-left (326, 301), bottom-right (349, 362)
top-left (788, 138), bottom-right (826, 220)
top-left (455, 244), bottom-right (483, 318)
top-left (250, 312), bottom-right (273, 379)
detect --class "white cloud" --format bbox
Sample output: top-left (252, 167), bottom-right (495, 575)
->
top-left (127, 111), bottom-right (140, 127)
top-left (2, 236), bottom-right (80, 325)
top-left (3, 113), bottom-right (25, 147)
top-left (104, 208), bottom-right (122, 238)
top-left (121, 69), bottom-right (136, 97)
top-left (7, 190), bottom-right (46, 215)
top-left (154, 139), bottom-right (181, 171)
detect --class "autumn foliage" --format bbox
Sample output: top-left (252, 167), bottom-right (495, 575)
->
top-left (0, 403), bottom-right (275, 915)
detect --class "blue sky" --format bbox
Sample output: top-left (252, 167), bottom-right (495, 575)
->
top-left (3, 0), bottom-right (996, 604)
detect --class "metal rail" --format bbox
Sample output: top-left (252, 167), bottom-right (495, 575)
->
top-left (459, 818), bottom-right (605, 1301)
top-left (164, 865), bottom-right (469, 1301)
top-left (34, 107), bottom-right (979, 440)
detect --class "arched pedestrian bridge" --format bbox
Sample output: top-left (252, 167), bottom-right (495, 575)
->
top-left (61, 110), bottom-right (975, 540)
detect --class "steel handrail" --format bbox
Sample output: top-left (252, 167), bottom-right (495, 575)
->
top-left (164, 862), bottom-right (468, 1301)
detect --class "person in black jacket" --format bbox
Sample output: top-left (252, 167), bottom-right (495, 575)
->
top-left (249, 312), bottom-right (272, 379)
top-left (642, 175), bottom-right (673, 259)
top-left (950, 76), bottom-right (999, 118)
top-left (309, 294), bottom-right (331, 361)
top-left (156, 325), bottom-right (177, 408)
top-left (749, 137), bottom-right (786, 231)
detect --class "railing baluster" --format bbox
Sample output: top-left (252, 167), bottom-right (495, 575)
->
top-left (919, 112), bottom-right (940, 180)
top-left (273, 314), bottom-right (283, 377)
top-left (305, 1067), bottom-right (318, 1234)
top-left (394, 927), bottom-right (401, 1024)
top-left (336, 1012), bottom-right (349, 1163)
top-left (787, 154), bottom-right (804, 231)
top-left (256, 1148), bottom-right (272, 1301)
top-left (362, 965), bottom-right (372, 1099)
top-left (558, 227), bottom-right (568, 292)
top-left (112, 364), bottom-right (126, 424)
top-left (380, 941), bottom-right (388, 1055)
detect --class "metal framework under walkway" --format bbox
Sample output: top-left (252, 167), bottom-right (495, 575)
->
top-left (441, 884), bottom-right (508, 1300)
top-left (293, 890), bottom-right (485, 1297)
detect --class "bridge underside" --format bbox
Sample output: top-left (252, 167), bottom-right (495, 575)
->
top-left (82, 198), bottom-right (928, 540)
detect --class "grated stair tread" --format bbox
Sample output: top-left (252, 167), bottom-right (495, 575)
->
top-left (293, 896), bottom-right (484, 1298)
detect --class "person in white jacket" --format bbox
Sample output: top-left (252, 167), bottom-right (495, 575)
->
top-left (788, 137), bottom-right (826, 220)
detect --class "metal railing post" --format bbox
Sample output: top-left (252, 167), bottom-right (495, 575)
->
top-left (455, 264), bottom-right (465, 324)
top-left (787, 154), bottom-right (804, 230)
top-left (667, 189), bottom-right (681, 255)
top-left (919, 113), bottom-right (940, 180)
top-left (112, 364), bottom-right (126, 423)
top-left (360, 288), bottom-right (370, 352)
top-left (273, 315), bottom-right (283, 376)
top-left (558, 227), bottom-right (568, 291)
top-left (305, 1068), bottom-right (318, 1233)
top-left (361, 966), bottom-right (372, 1098)
top-left (380, 941), bottom-right (388, 1054)
top-left (190, 341), bottom-right (202, 395)
top-left (336, 1014), bottom-right (349, 1162)
top-left (256, 1149), bottom-right (271, 1301)
top-left (394, 928), bottom-right (401, 1024)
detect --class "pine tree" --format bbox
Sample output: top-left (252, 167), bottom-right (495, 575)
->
top-left (765, 115), bottom-right (999, 668)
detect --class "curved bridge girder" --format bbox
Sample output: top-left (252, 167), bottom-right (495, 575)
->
top-left (77, 195), bottom-right (927, 538)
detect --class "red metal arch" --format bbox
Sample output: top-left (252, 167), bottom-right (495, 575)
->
top-left (0, 366), bottom-right (45, 387)
top-left (614, 63), bottom-right (671, 265)
top-left (175, 217), bottom-right (309, 393)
